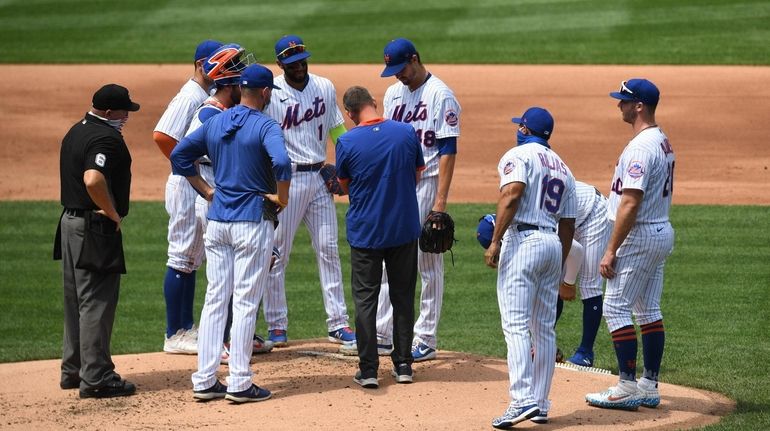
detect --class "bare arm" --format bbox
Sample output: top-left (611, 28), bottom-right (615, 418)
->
top-left (600, 188), bottom-right (643, 279)
top-left (83, 169), bottom-right (121, 230)
top-left (432, 154), bottom-right (456, 213)
top-left (558, 218), bottom-right (576, 267)
top-left (484, 181), bottom-right (524, 268)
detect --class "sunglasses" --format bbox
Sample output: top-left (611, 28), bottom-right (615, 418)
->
top-left (277, 44), bottom-right (306, 61)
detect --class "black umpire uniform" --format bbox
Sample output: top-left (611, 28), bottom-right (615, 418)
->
top-left (54, 84), bottom-right (138, 398)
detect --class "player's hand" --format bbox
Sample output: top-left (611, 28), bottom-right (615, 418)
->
top-left (485, 241), bottom-right (501, 269)
top-left (264, 194), bottom-right (288, 213)
top-left (95, 209), bottom-right (122, 232)
top-left (600, 251), bottom-right (617, 279)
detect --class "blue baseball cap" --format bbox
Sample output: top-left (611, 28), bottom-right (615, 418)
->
top-left (476, 214), bottom-right (496, 249)
top-left (380, 38), bottom-right (417, 77)
top-left (610, 78), bottom-right (660, 106)
top-left (511, 107), bottom-right (554, 139)
top-left (275, 35), bottom-right (311, 64)
top-left (195, 39), bottom-right (223, 61)
top-left (240, 64), bottom-right (280, 89)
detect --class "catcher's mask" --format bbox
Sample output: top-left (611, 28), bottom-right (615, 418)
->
top-left (204, 43), bottom-right (253, 85)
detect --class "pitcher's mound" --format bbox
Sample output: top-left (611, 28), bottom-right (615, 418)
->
top-left (0, 340), bottom-right (733, 430)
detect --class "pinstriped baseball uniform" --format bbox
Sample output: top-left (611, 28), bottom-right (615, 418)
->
top-left (375, 74), bottom-right (461, 348)
top-left (562, 181), bottom-right (611, 299)
top-left (262, 72), bottom-right (351, 332)
top-left (603, 127), bottom-right (675, 332)
top-left (172, 102), bottom-right (292, 394)
top-left (496, 142), bottom-right (576, 412)
top-left (157, 80), bottom-right (210, 274)
top-left (186, 98), bottom-right (224, 264)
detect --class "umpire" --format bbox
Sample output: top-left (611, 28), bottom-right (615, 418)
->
top-left (336, 86), bottom-right (424, 388)
top-left (54, 84), bottom-right (139, 398)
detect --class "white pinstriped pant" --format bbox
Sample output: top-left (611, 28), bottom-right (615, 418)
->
top-left (603, 222), bottom-right (674, 332)
top-left (574, 195), bottom-right (611, 299)
top-left (376, 175), bottom-right (443, 348)
top-left (165, 174), bottom-right (205, 273)
top-left (497, 228), bottom-right (561, 412)
top-left (262, 169), bottom-right (349, 332)
top-left (191, 220), bottom-right (272, 392)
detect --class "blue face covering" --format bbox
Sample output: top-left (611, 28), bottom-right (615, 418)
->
top-left (517, 131), bottom-right (551, 148)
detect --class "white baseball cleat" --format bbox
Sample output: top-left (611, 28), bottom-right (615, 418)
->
top-left (586, 380), bottom-right (642, 410)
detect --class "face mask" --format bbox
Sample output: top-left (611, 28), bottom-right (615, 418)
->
top-left (107, 117), bottom-right (127, 132)
top-left (516, 130), bottom-right (528, 146)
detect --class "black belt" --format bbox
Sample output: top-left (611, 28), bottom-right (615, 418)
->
top-left (296, 162), bottom-right (324, 172)
top-left (517, 224), bottom-right (555, 232)
top-left (64, 208), bottom-right (86, 217)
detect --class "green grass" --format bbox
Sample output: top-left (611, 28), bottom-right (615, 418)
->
top-left (0, 201), bottom-right (768, 429)
top-left (0, 0), bottom-right (769, 64)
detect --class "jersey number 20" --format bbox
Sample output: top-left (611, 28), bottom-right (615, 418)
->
top-left (539, 175), bottom-right (565, 213)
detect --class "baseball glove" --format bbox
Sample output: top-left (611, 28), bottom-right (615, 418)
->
top-left (419, 211), bottom-right (456, 254)
top-left (319, 163), bottom-right (346, 196)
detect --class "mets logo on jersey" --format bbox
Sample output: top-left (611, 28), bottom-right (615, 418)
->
top-left (503, 160), bottom-right (515, 175)
top-left (445, 110), bottom-right (459, 127)
top-left (627, 160), bottom-right (645, 179)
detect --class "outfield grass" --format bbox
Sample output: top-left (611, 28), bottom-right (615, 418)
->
top-left (0, 202), bottom-right (768, 429)
top-left (0, 0), bottom-right (768, 65)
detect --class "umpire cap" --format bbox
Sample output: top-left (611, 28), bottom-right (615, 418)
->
top-left (92, 84), bottom-right (140, 111)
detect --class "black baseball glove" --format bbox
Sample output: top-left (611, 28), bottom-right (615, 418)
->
top-left (319, 163), bottom-right (346, 196)
top-left (419, 211), bottom-right (456, 254)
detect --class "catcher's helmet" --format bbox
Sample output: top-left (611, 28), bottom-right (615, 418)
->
top-left (204, 43), bottom-right (246, 85)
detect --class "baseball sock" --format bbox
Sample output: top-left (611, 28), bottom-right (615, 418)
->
top-left (180, 270), bottom-right (197, 330)
top-left (163, 267), bottom-right (187, 338)
top-left (640, 320), bottom-right (665, 381)
top-left (579, 295), bottom-right (603, 352)
top-left (611, 325), bottom-right (638, 381)
top-left (555, 297), bottom-right (564, 326)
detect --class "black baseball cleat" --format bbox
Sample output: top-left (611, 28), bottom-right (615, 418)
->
top-left (79, 378), bottom-right (136, 399)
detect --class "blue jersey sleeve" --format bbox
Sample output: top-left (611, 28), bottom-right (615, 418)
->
top-left (262, 122), bottom-right (292, 181)
top-left (336, 137), bottom-right (350, 180)
top-left (436, 136), bottom-right (457, 156)
top-left (171, 125), bottom-right (208, 177)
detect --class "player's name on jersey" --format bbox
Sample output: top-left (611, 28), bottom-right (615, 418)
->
top-left (538, 153), bottom-right (569, 176)
top-left (280, 97), bottom-right (327, 130)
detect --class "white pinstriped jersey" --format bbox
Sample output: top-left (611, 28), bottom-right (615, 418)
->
top-left (498, 143), bottom-right (577, 230)
top-left (154, 79), bottom-right (209, 142)
top-left (264, 73), bottom-right (344, 164)
top-left (607, 127), bottom-right (674, 223)
top-left (383, 74), bottom-right (461, 178)
top-left (575, 180), bottom-right (601, 226)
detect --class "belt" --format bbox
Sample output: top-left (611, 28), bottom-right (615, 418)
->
top-left (296, 162), bottom-right (324, 172)
top-left (516, 224), bottom-right (555, 233)
top-left (64, 208), bottom-right (86, 217)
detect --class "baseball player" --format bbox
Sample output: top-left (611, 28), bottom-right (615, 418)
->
top-left (172, 64), bottom-right (290, 403)
top-left (262, 35), bottom-right (355, 346)
top-left (561, 181), bottom-right (611, 367)
top-left (586, 78), bottom-right (675, 410)
top-left (485, 107), bottom-right (576, 428)
top-left (179, 44), bottom-right (275, 360)
top-left (375, 38), bottom-right (461, 361)
top-left (154, 40), bottom-right (222, 354)
top-left (476, 179), bottom-right (610, 373)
